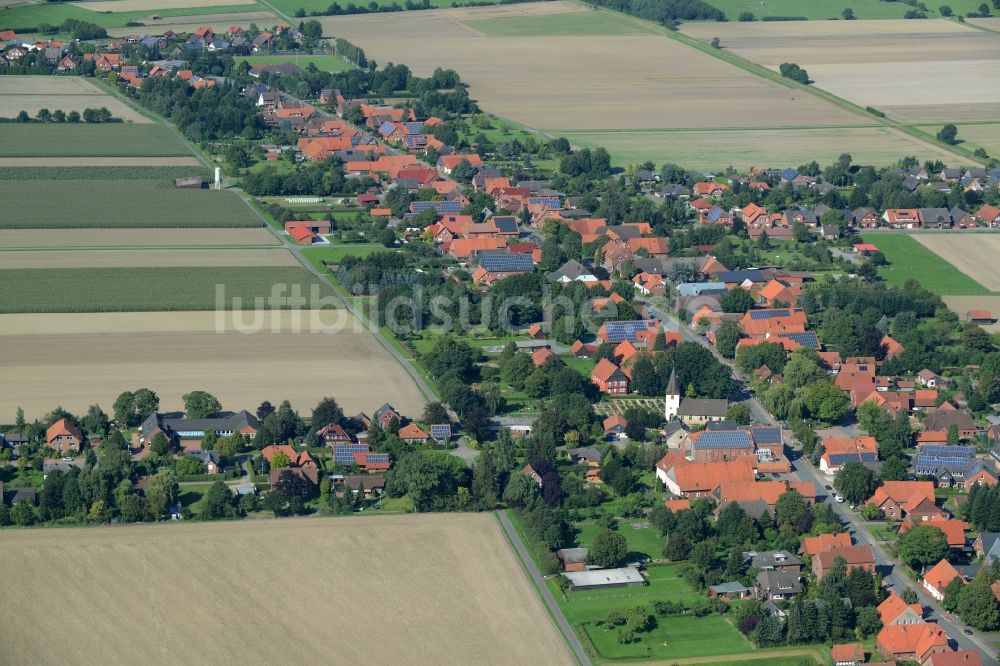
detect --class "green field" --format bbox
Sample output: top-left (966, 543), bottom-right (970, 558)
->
top-left (0, 125), bottom-right (190, 157)
top-left (238, 54), bottom-right (351, 72)
top-left (573, 519), bottom-right (668, 564)
top-left (860, 233), bottom-right (991, 295)
top-left (468, 9), bottom-right (656, 36)
top-left (0, 3), bottom-right (262, 32)
top-left (0, 166), bottom-right (212, 181)
top-left (301, 243), bottom-right (386, 269)
top-left (697, 0), bottom-right (943, 20)
top-left (917, 122), bottom-right (1000, 159)
top-left (0, 266), bottom-right (327, 312)
top-left (0, 180), bottom-right (260, 228)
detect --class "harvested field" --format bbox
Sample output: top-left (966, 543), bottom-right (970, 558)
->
top-left (0, 124), bottom-right (190, 157)
top-left (468, 8), bottom-right (657, 35)
top-left (682, 20), bottom-right (1000, 125)
top-left (0, 514), bottom-right (567, 665)
top-left (0, 76), bottom-right (150, 123)
top-left (0, 248), bottom-right (297, 269)
top-left (0, 228), bottom-right (279, 248)
top-left (0, 311), bottom-right (430, 417)
top-left (914, 234), bottom-right (1000, 291)
top-left (0, 266), bottom-right (325, 312)
top-left (941, 296), bottom-right (1000, 333)
top-left (0, 2), bottom-right (263, 31)
top-left (324, 3), bottom-right (868, 131)
top-left (561, 126), bottom-right (963, 170)
top-left (73, 0), bottom-right (255, 10)
top-left (0, 156), bottom-right (201, 166)
top-left (918, 122), bottom-right (1000, 157)
top-left (0, 180), bottom-right (259, 228)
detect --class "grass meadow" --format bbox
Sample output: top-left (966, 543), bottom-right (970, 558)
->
top-left (860, 233), bottom-right (992, 295)
top-left (0, 125), bottom-right (190, 157)
top-left (266, 0), bottom-right (473, 16)
top-left (695, 0), bottom-right (941, 20)
top-left (238, 54), bottom-right (350, 72)
top-left (0, 266), bottom-right (327, 312)
top-left (0, 3), bottom-right (262, 31)
top-left (0, 180), bottom-right (261, 228)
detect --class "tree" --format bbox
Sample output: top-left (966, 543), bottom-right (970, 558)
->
top-left (256, 400), bottom-right (275, 421)
top-left (592, 528), bottom-right (628, 568)
top-left (937, 124), bottom-right (958, 144)
top-left (312, 396), bottom-right (343, 427)
top-left (113, 390), bottom-right (137, 426)
top-left (145, 470), bottom-right (179, 519)
top-left (939, 5), bottom-right (953, 15)
top-left (711, 37), bottom-right (720, 48)
top-left (842, 7), bottom-right (855, 19)
top-left (958, 570), bottom-right (1000, 630)
top-left (834, 461), bottom-right (878, 506)
top-left (898, 525), bottom-right (949, 569)
top-left (942, 576), bottom-right (967, 612)
top-left (715, 320), bottom-right (741, 359)
top-left (725, 403), bottom-right (752, 426)
top-left (270, 451), bottom-right (291, 469)
top-left (775, 490), bottom-right (809, 531)
top-left (134, 388), bottom-right (159, 420)
top-left (201, 480), bottom-right (236, 519)
top-left (82, 404), bottom-right (109, 437)
top-left (947, 424), bottom-right (960, 447)
top-left (182, 391), bottom-right (222, 418)
top-left (855, 605), bottom-right (881, 637)
top-left (11, 501), bottom-right (35, 526)
top-left (422, 402), bottom-right (450, 425)
top-left (663, 533), bottom-right (691, 561)
top-left (720, 288), bottom-right (755, 313)
top-left (175, 456), bottom-right (205, 475)
top-left (150, 432), bottom-right (170, 457)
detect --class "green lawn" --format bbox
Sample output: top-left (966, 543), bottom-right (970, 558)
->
top-left (698, 0), bottom-right (936, 20)
top-left (573, 519), bottom-right (667, 563)
top-left (860, 233), bottom-right (991, 295)
top-left (0, 180), bottom-right (260, 229)
top-left (561, 354), bottom-right (595, 377)
top-left (0, 266), bottom-right (327, 312)
top-left (468, 8), bottom-right (657, 36)
top-left (0, 3), bottom-right (261, 31)
top-left (581, 608), bottom-right (752, 660)
top-left (0, 125), bottom-right (190, 157)
top-left (179, 483), bottom-right (213, 514)
top-left (237, 54), bottom-right (351, 72)
top-left (301, 243), bottom-right (386, 269)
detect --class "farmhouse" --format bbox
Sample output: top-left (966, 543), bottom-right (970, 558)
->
top-left (922, 559), bottom-right (964, 601)
top-left (141, 411), bottom-right (259, 445)
top-left (812, 545), bottom-right (875, 581)
top-left (867, 481), bottom-right (941, 521)
top-left (654, 455), bottom-right (755, 498)
top-left (877, 592), bottom-right (923, 625)
top-left (799, 532), bottom-right (852, 557)
top-left (590, 358), bottom-right (629, 396)
top-left (876, 623), bottom-right (949, 663)
top-left (46, 418), bottom-right (82, 454)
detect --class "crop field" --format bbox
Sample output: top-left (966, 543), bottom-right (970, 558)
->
top-left (914, 234), bottom-right (1000, 291)
top-left (0, 2), bottom-right (263, 32)
top-left (695, 0), bottom-right (956, 20)
top-left (266, 0), bottom-right (487, 17)
top-left (0, 165), bottom-right (211, 180)
top-left (324, 3), bottom-right (869, 132)
top-left (0, 180), bottom-right (260, 228)
top-left (860, 233), bottom-right (991, 295)
top-left (560, 126), bottom-right (963, 171)
top-left (0, 228), bottom-right (279, 248)
top-left (238, 54), bottom-right (350, 72)
top-left (0, 514), bottom-right (568, 665)
top-left (0, 266), bottom-right (324, 312)
top-left (918, 122), bottom-right (1000, 157)
top-left (0, 75), bottom-right (150, 123)
top-left (0, 248), bottom-right (297, 269)
top-left (0, 309), bottom-right (427, 427)
top-left (467, 8), bottom-right (657, 35)
top-left (0, 156), bottom-right (202, 166)
top-left (103, 10), bottom-right (278, 36)
top-left (0, 124), bottom-right (190, 157)
top-left (682, 20), bottom-right (1000, 126)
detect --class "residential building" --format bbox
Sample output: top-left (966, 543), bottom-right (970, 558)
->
top-left (867, 481), bottom-right (940, 521)
top-left (813, 545), bottom-right (876, 581)
top-left (591, 358), bottom-right (629, 396)
top-left (923, 650), bottom-right (983, 666)
top-left (799, 532), bottom-right (852, 558)
top-left (877, 592), bottom-right (923, 626)
top-left (755, 570), bottom-right (801, 600)
top-left (748, 550), bottom-right (801, 573)
top-left (922, 559), bottom-right (964, 601)
top-left (46, 418), bottom-right (82, 454)
top-left (654, 455), bottom-right (755, 497)
top-left (876, 623), bottom-right (949, 663)
top-left (709, 582), bottom-right (751, 600)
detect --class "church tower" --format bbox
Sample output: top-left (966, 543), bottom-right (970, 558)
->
top-left (664, 368), bottom-right (680, 421)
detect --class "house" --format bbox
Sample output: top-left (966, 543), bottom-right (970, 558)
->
top-left (898, 519), bottom-right (968, 549)
top-left (556, 547), bottom-right (588, 572)
top-left (967, 310), bottom-right (994, 324)
top-left (877, 623), bottom-right (949, 663)
top-left (398, 423), bottom-right (430, 443)
top-left (186, 449), bottom-right (221, 474)
top-left (813, 545), bottom-right (876, 581)
top-left (924, 405), bottom-right (978, 439)
top-left (709, 582), bottom-right (751, 600)
top-left (830, 643), bottom-right (865, 666)
top-left (912, 445), bottom-right (976, 485)
top-left (755, 570), bottom-right (801, 600)
top-left (336, 474), bottom-right (385, 498)
top-left (531, 347), bottom-right (555, 368)
top-left (317, 423), bottom-right (352, 445)
top-left (923, 651), bottom-right (983, 666)
top-left (353, 451), bottom-right (390, 472)
top-left (748, 550), bottom-right (802, 573)
top-left (46, 418), bottom-right (82, 454)
top-left (877, 592), bottom-right (923, 626)
top-left (374, 403), bottom-right (402, 429)
top-left (603, 414), bottom-right (629, 440)
top-left (819, 436), bottom-right (879, 475)
top-left (521, 462), bottom-right (544, 486)
top-left (676, 398), bottom-right (728, 426)
top-left (973, 532), bottom-right (1000, 563)
top-left (867, 481), bottom-right (939, 521)
top-left (976, 203), bottom-right (1000, 226)
top-left (922, 558), bottom-right (964, 601)
top-left (547, 259), bottom-right (598, 283)
top-left (654, 455), bottom-right (755, 497)
top-left (591, 358), bottom-right (629, 396)
top-left (917, 369), bottom-right (942, 388)
top-left (800, 532), bottom-right (853, 558)
top-left (567, 446), bottom-right (603, 466)
top-left (963, 460), bottom-right (998, 491)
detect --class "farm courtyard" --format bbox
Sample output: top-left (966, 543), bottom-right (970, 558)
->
top-left (324, 2), bottom-right (972, 169)
top-left (0, 514), bottom-right (572, 665)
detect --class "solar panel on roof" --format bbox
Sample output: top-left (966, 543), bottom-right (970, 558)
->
top-left (333, 443), bottom-right (369, 463)
top-left (920, 445), bottom-right (975, 457)
top-left (365, 453), bottom-right (390, 463)
top-left (784, 331), bottom-right (819, 349)
top-left (749, 309), bottom-right (790, 320)
top-left (493, 217), bottom-right (518, 233)
top-left (602, 320), bottom-right (657, 343)
top-left (480, 253), bottom-right (534, 273)
top-left (430, 424), bottom-right (452, 439)
top-left (695, 431), bottom-right (752, 449)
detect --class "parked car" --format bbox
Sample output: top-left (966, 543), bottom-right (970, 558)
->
top-left (833, 494), bottom-right (845, 503)
top-left (824, 485), bottom-right (832, 490)
top-left (963, 628), bottom-right (973, 636)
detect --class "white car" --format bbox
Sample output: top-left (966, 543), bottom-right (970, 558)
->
top-left (833, 493), bottom-right (845, 503)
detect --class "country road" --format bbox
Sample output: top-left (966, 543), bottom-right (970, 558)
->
top-left (496, 510), bottom-right (592, 666)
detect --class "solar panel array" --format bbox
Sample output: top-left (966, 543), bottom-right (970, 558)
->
top-left (403, 122), bottom-right (425, 134)
top-left (749, 309), bottom-right (791, 320)
top-left (696, 431), bottom-right (752, 449)
top-left (783, 331), bottom-right (820, 349)
top-left (492, 217), bottom-right (519, 234)
top-left (751, 426), bottom-right (782, 444)
top-left (602, 320), bottom-right (657, 343)
top-left (333, 443), bottom-right (369, 464)
top-left (364, 452), bottom-right (390, 464)
top-left (480, 253), bottom-right (534, 273)
top-left (410, 201), bottom-right (462, 213)
top-left (829, 452), bottom-right (877, 464)
top-left (430, 424), bottom-right (452, 439)
top-left (920, 445), bottom-right (976, 458)
top-left (528, 196), bottom-right (560, 207)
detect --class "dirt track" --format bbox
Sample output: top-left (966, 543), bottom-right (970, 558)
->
top-left (0, 514), bottom-right (572, 666)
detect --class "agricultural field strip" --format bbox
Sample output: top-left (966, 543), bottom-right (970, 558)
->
top-left (0, 515), bottom-right (569, 664)
top-left (0, 125), bottom-right (191, 157)
top-left (0, 76), bottom-right (150, 123)
top-left (0, 248), bottom-right (298, 268)
top-left (914, 235), bottom-right (1000, 292)
top-left (0, 157), bottom-right (202, 166)
top-left (71, 0), bottom-right (257, 10)
top-left (0, 228), bottom-right (280, 247)
top-left (941, 296), bottom-right (1000, 333)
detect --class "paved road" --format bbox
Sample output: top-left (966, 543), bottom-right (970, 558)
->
top-left (496, 510), bottom-right (591, 666)
top-left (791, 456), bottom-right (999, 662)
